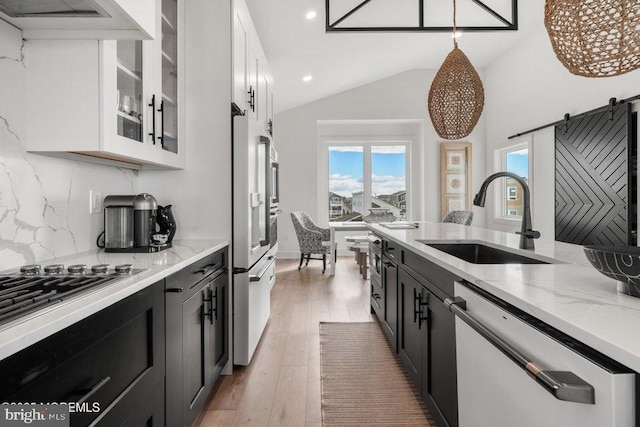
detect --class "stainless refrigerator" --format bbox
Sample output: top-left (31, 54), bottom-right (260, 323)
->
top-left (232, 114), bottom-right (279, 366)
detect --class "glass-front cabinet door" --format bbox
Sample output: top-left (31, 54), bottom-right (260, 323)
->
top-left (116, 41), bottom-right (145, 143)
top-left (160, 0), bottom-right (178, 155)
top-left (101, 40), bottom-right (154, 163)
top-left (99, 0), bottom-right (183, 169)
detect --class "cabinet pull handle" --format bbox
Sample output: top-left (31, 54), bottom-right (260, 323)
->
top-left (203, 288), bottom-right (218, 324)
top-left (418, 293), bottom-right (429, 329)
top-left (148, 95), bottom-right (156, 145)
top-left (76, 376), bottom-right (111, 405)
top-left (194, 263), bottom-right (219, 276)
top-left (248, 86), bottom-right (255, 110)
top-left (252, 89), bottom-right (256, 112)
top-left (413, 289), bottom-right (428, 329)
top-left (165, 287), bottom-right (183, 293)
top-left (157, 99), bottom-right (164, 148)
top-left (212, 287), bottom-right (218, 320)
top-left (445, 297), bottom-right (595, 404)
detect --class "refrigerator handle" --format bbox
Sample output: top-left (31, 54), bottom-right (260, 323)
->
top-left (272, 161), bottom-right (280, 204)
top-left (259, 135), bottom-right (271, 247)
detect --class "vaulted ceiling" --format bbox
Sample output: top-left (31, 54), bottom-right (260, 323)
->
top-left (246, 0), bottom-right (545, 113)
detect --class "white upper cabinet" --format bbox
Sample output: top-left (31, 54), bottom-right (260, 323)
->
top-left (232, 9), bottom-right (248, 112)
top-left (0, 0), bottom-right (157, 40)
top-left (25, 0), bottom-right (185, 170)
top-left (232, 0), bottom-right (273, 136)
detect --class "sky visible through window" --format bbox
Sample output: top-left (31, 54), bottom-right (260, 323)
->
top-left (328, 147), bottom-right (363, 197)
top-left (506, 148), bottom-right (528, 179)
top-left (329, 146), bottom-right (406, 197)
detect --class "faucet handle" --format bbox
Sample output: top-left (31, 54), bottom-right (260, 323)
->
top-left (517, 230), bottom-right (541, 239)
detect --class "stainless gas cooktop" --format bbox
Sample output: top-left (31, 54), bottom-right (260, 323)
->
top-left (0, 263), bottom-right (144, 325)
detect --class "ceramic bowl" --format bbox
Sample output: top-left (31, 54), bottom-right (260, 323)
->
top-left (584, 245), bottom-right (640, 297)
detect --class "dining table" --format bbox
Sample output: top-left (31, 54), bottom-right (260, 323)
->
top-left (327, 221), bottom-right (369, 275)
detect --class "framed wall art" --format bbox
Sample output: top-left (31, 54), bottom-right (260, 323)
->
top-left (440, 142), bottom-right (472, 219)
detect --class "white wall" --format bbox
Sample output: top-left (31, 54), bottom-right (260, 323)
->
top-left (138, 0), bottom-right (232, 242)
top-left (0, 21), bottom-right (138, 271)
top-left (275, 69), bottom-right (487, 258)
top-left (484, 25), bottom-right (640, 238)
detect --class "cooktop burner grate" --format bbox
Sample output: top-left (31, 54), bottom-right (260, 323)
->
top-left (0, 268), bottom-right (144, 325)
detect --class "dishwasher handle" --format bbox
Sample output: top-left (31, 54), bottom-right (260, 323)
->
top-left (445, 297), bottom-right (595, 405)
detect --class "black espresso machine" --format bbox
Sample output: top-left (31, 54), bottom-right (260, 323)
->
top-left (101, 193), bottom-right (176, 253)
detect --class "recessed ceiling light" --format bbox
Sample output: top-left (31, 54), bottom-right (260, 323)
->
top-left (306, 10), bottom-right (317, 20)
top-left (302, 75), bottom-right (313, 82)
top-left (451, 31), bottom-right (463, 39)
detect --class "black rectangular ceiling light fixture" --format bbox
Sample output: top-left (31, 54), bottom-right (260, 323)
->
top-left (325, 0), bottom-right (518, 33)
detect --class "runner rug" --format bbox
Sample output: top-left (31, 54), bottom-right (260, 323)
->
top-left (319, 322), bottom-right (434, 426)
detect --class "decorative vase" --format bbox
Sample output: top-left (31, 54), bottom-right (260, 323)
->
top-left (157, 205), bottom-right (177, 243)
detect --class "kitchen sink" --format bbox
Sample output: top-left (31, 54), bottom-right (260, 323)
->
top-left (418, 242), bottom-right (551, 265)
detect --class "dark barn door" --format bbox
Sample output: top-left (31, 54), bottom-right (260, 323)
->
top-left (555, 104), bottom-right (636, 246)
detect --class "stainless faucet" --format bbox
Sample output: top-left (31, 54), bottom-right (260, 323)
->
top-left (473, 172), bottom-right (540, 250)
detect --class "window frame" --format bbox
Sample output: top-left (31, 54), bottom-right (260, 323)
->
top-left (507, 186), bottom-right (517, 201)
top-left (493, 139), bottom-right (532, 224)
top-left (319, 137), bottom-right (413, 223)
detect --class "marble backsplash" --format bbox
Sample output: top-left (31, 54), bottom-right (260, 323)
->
top-left (0, 21), bottom-right (138, 270)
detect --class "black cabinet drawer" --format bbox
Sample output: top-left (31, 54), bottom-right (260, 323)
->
top-left (400, 248), bottom-right (459, 299)
top-left (0, 281), bottom-right (165, 426)
top-left (166, 250), bottom-right (227, 295)
top-left (382, 240), bottom-right (398, 261)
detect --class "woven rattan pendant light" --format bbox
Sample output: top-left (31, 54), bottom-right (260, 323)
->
top-left (428, 0), bottom-right (484, 140)
top-left (545, 0), bottom-right (640, 78)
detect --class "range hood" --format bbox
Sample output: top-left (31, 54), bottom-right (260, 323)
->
top-left (0, 0), bottom-right (109, 18)
top-left (0, 0), bottom-right (156, 40)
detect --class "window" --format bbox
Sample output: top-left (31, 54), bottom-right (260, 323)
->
top-left (327, 143), bottom-right (408, 221)
top-left (495, 142), bottom-right (530, 220)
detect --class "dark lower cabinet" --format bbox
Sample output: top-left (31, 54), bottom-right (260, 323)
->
top-left (382, 257), bottom-right (398, 351)
top-left (212, 274), bottom-right (229, 376)
top-left (166, 247), bottom-right (229, 427)
top-left (389, 244), bottom-right (460, 427)
top-left (398, 267), bottom-right (428, 389)
top-left (0, 247), bottom-right (230, 427)
top-left (425, 285), bottom-right (458, 427)
top-left (0, 280), bottom-right (166, 427)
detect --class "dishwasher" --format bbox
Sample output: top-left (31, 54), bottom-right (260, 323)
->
top-left (447, 281), bottom-right (637, 427)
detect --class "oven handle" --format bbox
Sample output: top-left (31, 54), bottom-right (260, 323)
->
top-left (445, 297), bottom-right (595, 404)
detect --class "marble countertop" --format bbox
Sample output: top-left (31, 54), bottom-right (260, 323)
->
top-left (369, 222), bottom-right (640, 372)
top-left (0, 239), bottom-right (229, 362)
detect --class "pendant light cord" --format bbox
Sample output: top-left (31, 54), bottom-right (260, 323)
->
top-left (453, 0), bottom-right (458, 48)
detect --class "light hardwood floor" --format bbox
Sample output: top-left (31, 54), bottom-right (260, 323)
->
top-left (198, 256), bottom-right (373, 426)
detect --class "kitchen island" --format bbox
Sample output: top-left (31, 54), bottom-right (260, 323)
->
top-left (370, 222), bottom-right (640, 372)
top-left (368, 222), bottom-right (640, 427)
